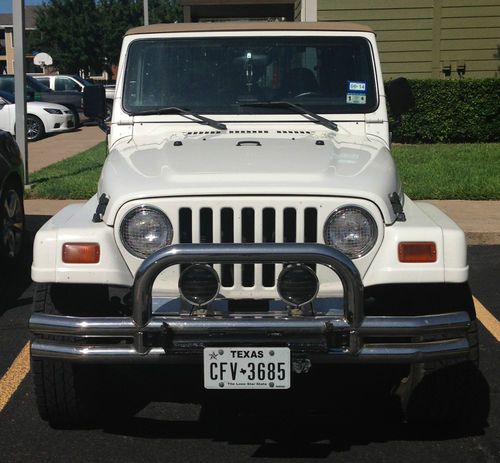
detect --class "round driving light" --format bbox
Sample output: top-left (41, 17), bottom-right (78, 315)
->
top-left (120, 206), bottom-right (173, 258)
top-left (179, 264), bottom-right (220, 306)
top-left (277, 264), bottom-right (319, 307)
top-left (323, 206), bottom-right (377, 258)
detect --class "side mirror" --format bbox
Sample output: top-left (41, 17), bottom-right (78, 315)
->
top-left (386, 77), bottom-right (415, 117)
top-left (83, 85), bottom-right (109, 133)
top-left (83, 85), bottom-right (106, 119)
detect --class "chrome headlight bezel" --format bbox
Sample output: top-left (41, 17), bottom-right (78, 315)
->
top-left (323, 205), bottom-right (378, 259)
top-left (119, 205), bottom-right (173, 258)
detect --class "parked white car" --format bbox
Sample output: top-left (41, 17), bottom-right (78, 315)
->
top-left (30, 22), bottom-right (488, 428)
top-left (0, 90), bottom-right (74, 141)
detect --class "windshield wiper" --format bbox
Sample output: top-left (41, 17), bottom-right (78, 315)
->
top-left (132, 106), bottom-right (227, 131)
top-left (240, 101), bottom-right (338, 132)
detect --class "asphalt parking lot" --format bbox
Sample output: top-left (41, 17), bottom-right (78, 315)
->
top-left (0, 216), bottom-right (499, 463)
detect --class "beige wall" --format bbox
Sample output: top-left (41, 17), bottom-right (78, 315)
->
top-left (6, 29), bottom-right (14, 74)
top-left (317, 0), bottom-right (500, 79)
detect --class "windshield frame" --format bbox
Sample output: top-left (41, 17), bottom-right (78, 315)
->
top-left (121, 33), bottom-right (380, 117)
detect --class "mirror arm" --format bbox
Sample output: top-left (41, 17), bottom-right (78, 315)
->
top-left (97, 119), bottom-right (110, 135)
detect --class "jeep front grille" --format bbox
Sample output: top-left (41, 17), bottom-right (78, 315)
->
top-left (178, 207), bottom-right (318, 288)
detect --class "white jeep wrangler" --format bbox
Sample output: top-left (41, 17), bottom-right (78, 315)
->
top-left (30, 22), bottom-right (487, 427)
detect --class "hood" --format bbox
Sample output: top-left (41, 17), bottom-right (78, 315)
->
top-left (101, 131), bottom-right (400, 224)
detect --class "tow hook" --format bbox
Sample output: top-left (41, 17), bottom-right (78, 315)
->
top-left (292, 358), bottom-right (312, 374)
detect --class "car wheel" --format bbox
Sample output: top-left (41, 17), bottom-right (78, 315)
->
top-left (0, 184), bottom-right (24, 263)
top-left (26, 114), bottom-right (45, 141)
top-left (70, 108), bottom-right (80, 128)
top-left (398, 320), bottom-right (490, 429)
top-left (32, 283), bottom-right (148, 427)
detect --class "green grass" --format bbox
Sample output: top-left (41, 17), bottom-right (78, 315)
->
top-left (28, 142), bottom-right (107, 199)
top-left (392, 143), bottom-right (500, 200)
top-left (28, 142), bottom-right (500, 200)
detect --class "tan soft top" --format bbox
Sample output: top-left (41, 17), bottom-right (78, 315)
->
top-left (126, 21), bottom-right (374, 36)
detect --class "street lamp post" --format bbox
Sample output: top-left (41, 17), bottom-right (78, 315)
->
top-left (144, 0), bottom-right (149, 26)
top-left (13, 0), bottom-right (28, 184)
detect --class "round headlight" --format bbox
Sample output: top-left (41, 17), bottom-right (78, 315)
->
top-left (120, 206), bottom-right (173, 258)
top-left (179, 264), bottom-right (220, 306)
top-left (277, 264), bottom-right (319, 307)
top-left (323, 206), bottom-right (377, 258)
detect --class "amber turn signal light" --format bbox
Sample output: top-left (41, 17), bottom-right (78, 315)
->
top-left (62, 243), bottom-right (100, 264)
top-left (398, 242), bottom-right (437, 263)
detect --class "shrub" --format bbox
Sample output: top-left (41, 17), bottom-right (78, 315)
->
top-left (390, 79), bottom-right (500, 143)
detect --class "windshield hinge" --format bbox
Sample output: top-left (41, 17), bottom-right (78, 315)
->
top-left (389, 192), bottom-right (406, 222)
top-left (92, 193), bottom-right (109, 223)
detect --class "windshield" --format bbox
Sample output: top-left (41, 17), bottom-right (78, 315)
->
top-left (123, 36), bottom-right (377, 115)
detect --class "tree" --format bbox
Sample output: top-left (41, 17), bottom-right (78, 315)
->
top-left (149, 0), bottom-right (182, 24)
top-left (32, 0), bottom-right (102, 75)
top-left (98, 0), bottom-right (142, 79)
top-left (31, 0), bottom-right (182, 78)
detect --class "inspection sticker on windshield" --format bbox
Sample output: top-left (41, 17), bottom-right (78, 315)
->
top-left (346, 93), bottom-right (366, 104)
top-left (348, 81), bottom-right (367, 92)
top-left (204, 347), bottom-right (290, 389)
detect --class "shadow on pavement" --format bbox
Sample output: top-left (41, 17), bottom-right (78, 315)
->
top-left (101, 365), bottom-right (489, 458)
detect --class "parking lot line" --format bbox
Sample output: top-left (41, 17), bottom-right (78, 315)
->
top-left (0, 342), bottom-right (30, 413)
top-left (474, 296), bottom-right (500, 342)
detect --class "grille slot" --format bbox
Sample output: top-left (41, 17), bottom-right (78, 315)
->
top-left (241, 208), bottom-right (255, 287)
top-left (221, 208), bottom-right (234, 287)
top-left (262, 208), bottom-right (276, 287)
top-left (304, 207), bottom-right (318, 272)
top-left (200, 208), bottom-right (213, 243)
top-left (178, 206), bottom-right (317, 289)
top-left (179, 208), bottom-right (192, 274)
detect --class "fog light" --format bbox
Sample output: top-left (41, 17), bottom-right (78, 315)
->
top-left (178, 264), bottom-right (220, 306)
top-left (277, 264), bottom-right (319, 307)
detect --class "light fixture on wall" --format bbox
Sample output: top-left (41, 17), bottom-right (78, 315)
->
top-left (457, 61), bottom-right (466, 77)
top-left (441, 62), bottom-right (452, 77)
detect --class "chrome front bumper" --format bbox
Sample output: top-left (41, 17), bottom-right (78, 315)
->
top-left (30, 243), bottom-right (472, 364)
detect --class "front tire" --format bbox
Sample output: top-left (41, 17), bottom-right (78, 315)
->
top-left (31, 284), bottom-right (108, 427)
top-left (0, 182), bottom-right (24, 263)
top-left (26, 114), bottom-right (45, 141)
top-left (399, 319), bottom-right (489, 429)
top-left (69, 108), bottom-right (80, 128)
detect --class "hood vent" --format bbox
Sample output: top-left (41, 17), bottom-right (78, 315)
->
top-left (184, 129), bottom-right (311, 136)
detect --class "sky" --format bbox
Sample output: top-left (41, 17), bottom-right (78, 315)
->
top-left (0, 0), bottom-right (43, 14)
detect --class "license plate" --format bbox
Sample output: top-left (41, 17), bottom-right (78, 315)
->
top-left (203, 347), bottom-right (290, 389)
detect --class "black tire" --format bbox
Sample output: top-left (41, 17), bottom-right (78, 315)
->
top-left (26, 114), bottom-right (45, 141)
top-left (0, 181), bottom-right (25, 264)
top-left (69, 108), bottom-right (80, 128)
top-left (31, 283), bottom-right (148, 428)
top-left (398, 320), bottom-right (490, 429)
